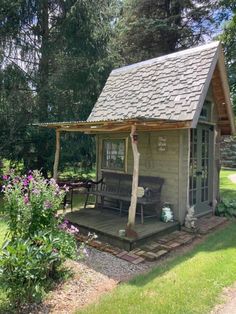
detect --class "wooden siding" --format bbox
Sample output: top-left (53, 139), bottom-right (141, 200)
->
top-left (96, 129), bottom-right (189, 223)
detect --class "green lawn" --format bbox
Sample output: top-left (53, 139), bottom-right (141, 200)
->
top-left (220, 169), bottom-right (236, 200)
top-left (0, 219), bottom-right (8, 310)
top-left (77, 169), bottom-right (236, 314)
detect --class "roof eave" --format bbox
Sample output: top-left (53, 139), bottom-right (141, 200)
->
top-left (33, 119), bottom-right (192, 133)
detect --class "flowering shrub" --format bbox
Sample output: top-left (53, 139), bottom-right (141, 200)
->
top-left (2, 170), bottom-right (65, 239)
top-left (0, 170), bottom-right (79, 307)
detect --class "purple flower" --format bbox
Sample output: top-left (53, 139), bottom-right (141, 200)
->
top-left (32, 188), bottom-right (40, 195)
top-left (70, 225), bottom-right (79, 233)
top-left (13, 177), bottom-right (20, 184)
top-left (2, 175), bottom-right (8, 180)
top-left (23, 179), bottom-right (28, 186)
top-left (50, 178), bottom-right (56, 185)
top-left (24, 195), bottom-right (29, 204)
top-left (44, 200), bottom-right (52, 209)
top-left (83, 247), bottom-right (89, 257)
top-left (63, 185), bottom-right (70, 193)
top-left (27, 175), bottom-right (33, 181)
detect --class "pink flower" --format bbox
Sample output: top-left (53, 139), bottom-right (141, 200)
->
top-left (32, 188), bottom-right (40, 195)
top-left (83, 247), bottom-right (89, 257)
top-left (23, 179), bottom-right (28, 186)
top-left (27, 175), bottom-right (33, 181)
top-left (44, 200), bottom-right (52, 209)
top-left (24, 195), bottom-right (29, 204)
top-left (2, 175), bottom-right (8, 180)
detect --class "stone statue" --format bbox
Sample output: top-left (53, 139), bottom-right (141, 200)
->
top-left (185, 206), bottom-right (197, 229)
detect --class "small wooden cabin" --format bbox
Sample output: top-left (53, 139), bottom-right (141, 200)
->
top-left (39, 41), bottom-right (235, 247)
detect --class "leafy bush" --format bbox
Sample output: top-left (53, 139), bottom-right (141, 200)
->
top-left (0, 170), bottom-right (79, 308)
top-left (0, 232), bottom-right (61, 305)
top-left (2, 170), bottom-right (64, 239)
top-left (216, 199), bottom-right (236, 217)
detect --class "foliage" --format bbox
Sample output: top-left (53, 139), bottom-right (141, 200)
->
top-left (219, 9), bottom-right (236, 113)
top-left (2, 170), bottom-right (64, 239)
top-left (0, 0), bottom-right (119, 174)
top-left (217, 169), bottom-right (236, 217)
top-left (0, 65), bottom-right (36, 164)
top-left (0, 233), bottom-right (62, 305)
top-left (216, 198), bottom-right (236, 217)
top-left (114, 0), bottom-right (218, 64)
top-left (0, 170), bottom-right (79, 307)
top-left (220, 169), bottom-right (236, 200)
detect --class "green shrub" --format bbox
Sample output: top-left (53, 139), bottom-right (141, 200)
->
top-left (0, 232), bottom-right (61, 305)
top-left (216, 199), bottom-right (236, 217)
top-left (2, 170), bottom-right (64, 239)
top-left (0, 170), bottom-right (79, 308)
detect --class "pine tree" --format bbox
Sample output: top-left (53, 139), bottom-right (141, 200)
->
top-left (115, 0), bottom-right (217, 64)
top-left (0, 0), bottom-right (117, 173)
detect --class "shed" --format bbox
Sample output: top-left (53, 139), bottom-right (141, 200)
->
top-left (38, 41), bottom-right (235, 248)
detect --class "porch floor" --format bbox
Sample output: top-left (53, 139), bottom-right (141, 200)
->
top-left (65, 207), bottom-right (180, 251)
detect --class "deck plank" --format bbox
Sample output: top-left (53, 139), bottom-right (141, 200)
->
top-left (66, 208), bottom-right (179, 246)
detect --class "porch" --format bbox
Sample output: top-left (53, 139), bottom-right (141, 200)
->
top-left (65, 207), bottom-right (179, 251)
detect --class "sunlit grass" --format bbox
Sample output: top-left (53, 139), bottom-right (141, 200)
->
top-left (220, 169), bottom-right (236, 200)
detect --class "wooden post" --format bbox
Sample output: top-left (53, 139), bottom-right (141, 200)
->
top-left (126, 125), bottom-right (140, 236)
top-left (53, 129), bottom-right (60, 180)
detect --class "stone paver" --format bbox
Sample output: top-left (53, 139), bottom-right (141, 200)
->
top-left (198, 216), bottom-right (228, 234)
top-left (75, 216), bottom-right (227, 264)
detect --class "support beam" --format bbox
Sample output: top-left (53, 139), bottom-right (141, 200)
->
top-left (53, 129), bottom-right (60, 180)
top-left (126, 125), bottom-right (140, 236)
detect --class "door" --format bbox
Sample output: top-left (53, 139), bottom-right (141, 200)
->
top-left (189, 124), bottom-right (213, 215)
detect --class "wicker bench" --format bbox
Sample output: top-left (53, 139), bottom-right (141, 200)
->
top-left (84, 172), bottom-right (164, 224)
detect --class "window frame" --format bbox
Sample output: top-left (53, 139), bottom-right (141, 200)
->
top-left (101, 137), bottom-right (128, 173)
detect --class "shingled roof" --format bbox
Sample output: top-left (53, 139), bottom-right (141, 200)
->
top-left (87, 41), bottom-right (234, 134)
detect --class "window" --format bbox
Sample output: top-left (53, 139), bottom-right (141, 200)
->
top-left (102, 139), bottom-right (126, 171)
top-left (200, 101), bottom-right (211, 121)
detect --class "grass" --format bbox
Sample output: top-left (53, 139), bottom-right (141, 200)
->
top-left (220, 169), bottom-right (236, 200)
top-left (0, 219), bottom-right (8, 310)
top-left (77, 169), bottom-right (236, 314)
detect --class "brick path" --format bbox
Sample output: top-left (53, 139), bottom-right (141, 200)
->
top-left (75, 216), bottom-right (228, 265)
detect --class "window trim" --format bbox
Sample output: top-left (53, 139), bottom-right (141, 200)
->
top-left (101, 137), bottom-right (128, 173)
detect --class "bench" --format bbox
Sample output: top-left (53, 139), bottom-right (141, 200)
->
top-left (84, 172), bottom-right (164, 224)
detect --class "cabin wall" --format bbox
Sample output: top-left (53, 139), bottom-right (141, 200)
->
top-left (96, 129), bottom-right (189, 223)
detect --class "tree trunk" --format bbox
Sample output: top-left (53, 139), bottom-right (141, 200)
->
top-left (126, 125), bottom-right (140, 236)
top-left (38, 0), bottom-right (49, 122)
top-left (53, 130), bottom-right (60, 180)
top-left (36, 0), bottom-right (51, 174)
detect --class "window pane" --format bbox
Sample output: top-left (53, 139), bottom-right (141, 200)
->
top-left (102, 139), bottom-right (126, 171)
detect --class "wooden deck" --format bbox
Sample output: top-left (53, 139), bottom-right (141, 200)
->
top-left (65, 208), bottom-right (180, 251)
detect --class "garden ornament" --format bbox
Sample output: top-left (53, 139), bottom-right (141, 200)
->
top-left (185, 206), bottom-right (197, 229)
top-left (161, 204), bottom-right (174, 223)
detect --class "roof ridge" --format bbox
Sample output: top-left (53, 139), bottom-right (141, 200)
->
top-left (112, 41), bottom-right (220, 75)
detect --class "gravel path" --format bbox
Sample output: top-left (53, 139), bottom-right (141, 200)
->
top-left (229, 174), bottom-right (236, 184)
top-left (211, 284), bottom-right (236, 314)
top-left (84, 247), bottom-right (149, 281)
top-left (34, 247), bottom-right (149, 314)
